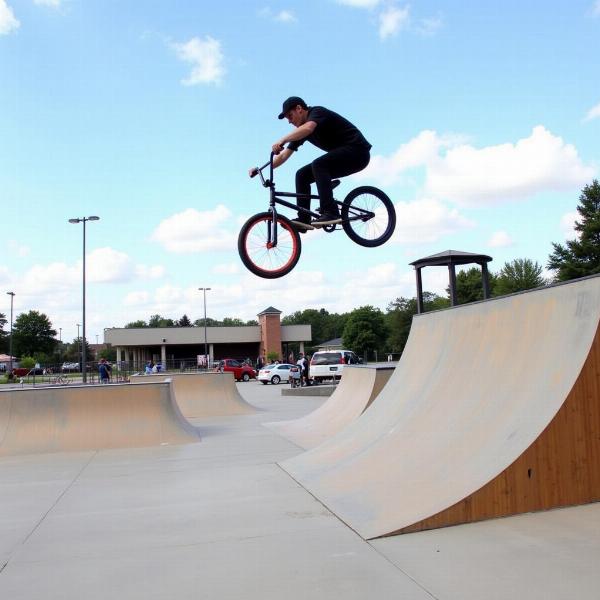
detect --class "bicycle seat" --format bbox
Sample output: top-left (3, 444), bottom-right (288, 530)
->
top-left (331, 179), bottom-right (340, 190)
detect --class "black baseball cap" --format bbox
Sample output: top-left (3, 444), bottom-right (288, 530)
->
top-left (278, 96), bottom-right (308, 119)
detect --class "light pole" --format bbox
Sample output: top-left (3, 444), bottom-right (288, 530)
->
top-left (6, 292), bottom-right (15, 374)
top-left (69, 216), bottom-right (100, 383)
top-left (59, 327), bottom-right (62, 367)
top-left (198, 287), bottom-right (211, 369)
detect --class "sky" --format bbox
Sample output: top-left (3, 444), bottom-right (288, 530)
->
top-left (1, 0), bottom-right (599, 344)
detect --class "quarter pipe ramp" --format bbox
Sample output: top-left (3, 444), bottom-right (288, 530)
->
top-left (131, 372), bottom-right (256, 418)
top-left (265, 366), bottom-right (393, 449)
top-left (0, 382), bottom-right (199, 457)
top-left (281, 276), bottom-right (600, 539)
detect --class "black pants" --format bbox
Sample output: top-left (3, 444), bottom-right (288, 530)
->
top-left (295, 146), bottom-right (370, 221)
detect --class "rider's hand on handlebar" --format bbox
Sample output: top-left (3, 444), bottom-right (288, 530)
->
top-left (272, 142), bottom-right (285, 155)
top-left (249, 167), bottom-right (259, 178)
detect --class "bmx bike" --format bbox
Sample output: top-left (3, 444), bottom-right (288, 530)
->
top-left (238, 153), bottom-right (396, 278)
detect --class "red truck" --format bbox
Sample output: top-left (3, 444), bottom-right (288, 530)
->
top-left (214, 358), bottom-right (256, 382)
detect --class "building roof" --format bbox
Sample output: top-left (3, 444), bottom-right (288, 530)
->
top-left (410, 250), bottom-right (493, 269)
top-left (257, 306), bottom-right (282, 316)
top-left (316, 337), bottom-right (343, 349)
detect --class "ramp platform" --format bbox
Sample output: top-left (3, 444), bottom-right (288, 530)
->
top-left (131, 372), bottom-right (256, 418)
top-left (266, 366), bottom-right (393, 449)
top-left (0, 382), bottom-right (199, 456)
top-left (281, 276), bottom-right (600, 539)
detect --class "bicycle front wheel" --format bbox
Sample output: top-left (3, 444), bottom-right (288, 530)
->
top-left (238, 212), bottom-right (302, 278)
top-left (341, 186), bottom-right (396, 247)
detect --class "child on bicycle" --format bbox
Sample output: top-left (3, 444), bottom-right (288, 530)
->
top-left (249, 96), bottom-right (371, 231)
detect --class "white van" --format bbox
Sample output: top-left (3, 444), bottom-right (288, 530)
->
top-left (309, 350), bottom-right (360, 383)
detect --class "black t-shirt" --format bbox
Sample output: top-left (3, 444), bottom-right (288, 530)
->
top-left (287, 106), bottom-right (371, 153)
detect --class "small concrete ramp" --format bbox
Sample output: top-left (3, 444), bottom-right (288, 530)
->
top-left (131, 372), bottom-right (256, 418)
top-left (281, 276), bottom-right (600, 539)
top-left (265, 366), bottom-right (393, 449)
top-left (0, 382), bottom-right (199, 457)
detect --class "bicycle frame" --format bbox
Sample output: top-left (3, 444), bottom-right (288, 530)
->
top-left (254, 152), bottom-right (374, 247)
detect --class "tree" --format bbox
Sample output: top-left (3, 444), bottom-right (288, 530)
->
top-left (342, 306), bottom-right (388, 358)
top-left (148, 314), bottom-right (175, 328)
top-left (0, 312), bottom-right (7, 353)
top-left (547, 180), bottom-right (600, 281)
top-left (193, 317), bottom-right (221, 327)
top-left (282, 308), bottom-right (348, 349)
top-left (99, 346), bottom-right (117, 362)
top-left (12, 311), bottom-right (57, 357)
top-left (221, 317), bottom-right (245, 326)
top-left (386, 292), bottom-right (449, 354)
top-left (450, 267), bottom-right (498, 305)
top-left (495, 258), bottom-right (546, 296)
top-left (176, 314), bottom-right (192, 327)
top-left (125, 320), bottom-right (147, 328)
top-left (62, 337), bottom-right (92, 363)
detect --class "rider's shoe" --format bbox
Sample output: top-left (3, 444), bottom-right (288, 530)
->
top-left (312, 213), bottom-right (342, 227)
top-left (291, 219), bottom-right (315, 231)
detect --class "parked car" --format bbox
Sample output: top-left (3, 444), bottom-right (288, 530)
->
top-left (27, 367), bottom-right (45, 375)
top-left (309, 350), bottom-right (361, 383)
top-left (62, 362), bottom-right (80, 373)
top-left (214, 358), bottom-right (256, 382)
top-left (257, 363), bottom-right (295, 385)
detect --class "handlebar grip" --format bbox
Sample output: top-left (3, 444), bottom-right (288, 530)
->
top-left (250, 168), bottom-right (259, 178)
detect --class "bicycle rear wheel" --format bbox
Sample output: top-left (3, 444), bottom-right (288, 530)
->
top-left (341, 186), bottom-right (396, 247)
top-left (238, 212), bottom-right (302, 278)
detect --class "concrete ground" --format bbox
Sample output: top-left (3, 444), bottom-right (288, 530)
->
top-left (0, 381), bottom-right (599, 599)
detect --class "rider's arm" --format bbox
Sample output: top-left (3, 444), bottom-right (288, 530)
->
top-left (272, 147), bottom-right (293, 168)
top-left (278, 120), bottom-right (317, 146)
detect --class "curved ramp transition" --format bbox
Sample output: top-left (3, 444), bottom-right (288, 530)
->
top-left (0, 382), bottom-right (199, 457)
top-left (281, 275), bottom-right (600, 539)
top-left (265, 366), bottom-right (393, 449)
top-left (131, 372), bottom-right (256, 418)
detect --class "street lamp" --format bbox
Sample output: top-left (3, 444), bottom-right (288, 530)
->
top-left (69, 216), bottom-right (100, 383)
top-left (59, 327), bottom-right (62, 367)
top-left (6, 292), bottom-right (15, 374)
top-left (198, 287), bottom-right (211, 369)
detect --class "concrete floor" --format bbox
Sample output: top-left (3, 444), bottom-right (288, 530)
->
top-left (0, 381), bottom-right (599, 599)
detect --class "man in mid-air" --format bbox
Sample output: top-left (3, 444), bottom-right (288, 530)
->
top-left (251, 96), bottom-right (372, 230)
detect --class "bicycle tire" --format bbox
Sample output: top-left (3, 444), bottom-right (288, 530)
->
top-left (238, 212), bottom-right (302, 278)
top-left (341, 186), bottom-right (396, 247)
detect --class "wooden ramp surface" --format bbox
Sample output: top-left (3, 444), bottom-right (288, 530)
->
top-left (265, 366), bottom-right (393, 449)
top-left (281, 276), bottom-right (600, 539)
top-left (0, 382), bottom-right (199, 457)
top-left (131, 372), bottom-right (256, 418)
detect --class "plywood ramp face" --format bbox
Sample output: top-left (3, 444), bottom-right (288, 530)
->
top-left (0, 382), bottom-right (200, 457)
top-left (281, 276), bottom-right (600, 540)
top-left (131, 372), bottom-right (256, 418)
top-left (265, 366), bottom-right (394, 450)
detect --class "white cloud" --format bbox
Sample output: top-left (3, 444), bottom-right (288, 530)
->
top-left (275, 10), bottom-right (296, 22)
top-left (355, 130), bottom-right (463, 185)
top-left (87, 247), bottom-right (135, 283)
top-left (591, 1), bottom-right (600, 17)
top-left (34, 0), bottom-right (62, 6)
top-left (487, 230), bottom-right (514, 248)
top-left (560, 211), bottom-right (579, 239)
top-left (336, 0), bottom-right (381, 7)
top-left (151, 205), bottom-right (238, 253)
top-left (379, 5), bottom-right (410, 39)
top-left (123, 291), bottom-right (151, 307)
top-left (0, 0), bottom-right (19, 35)
top-left (171, 36), bottom-right (225, 86)
top-left (135, 264), bottom-right (166, 280)
top-left (583, 101), bottom-right (600, 122)
top-left (391, 198), bottom-right (474, 244)
top-left (425, 126), bottom-right (596, 206)
top-left (212, 262), bottom-right (240, 275)
top-left (415, 15), bottom-right (443, 36)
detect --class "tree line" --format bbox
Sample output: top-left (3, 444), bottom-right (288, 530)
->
top-left (1, 180), bottom-right (599, 364)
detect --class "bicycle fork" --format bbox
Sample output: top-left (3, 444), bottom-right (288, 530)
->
top-left (267, 206), bottom-right (279, 248)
